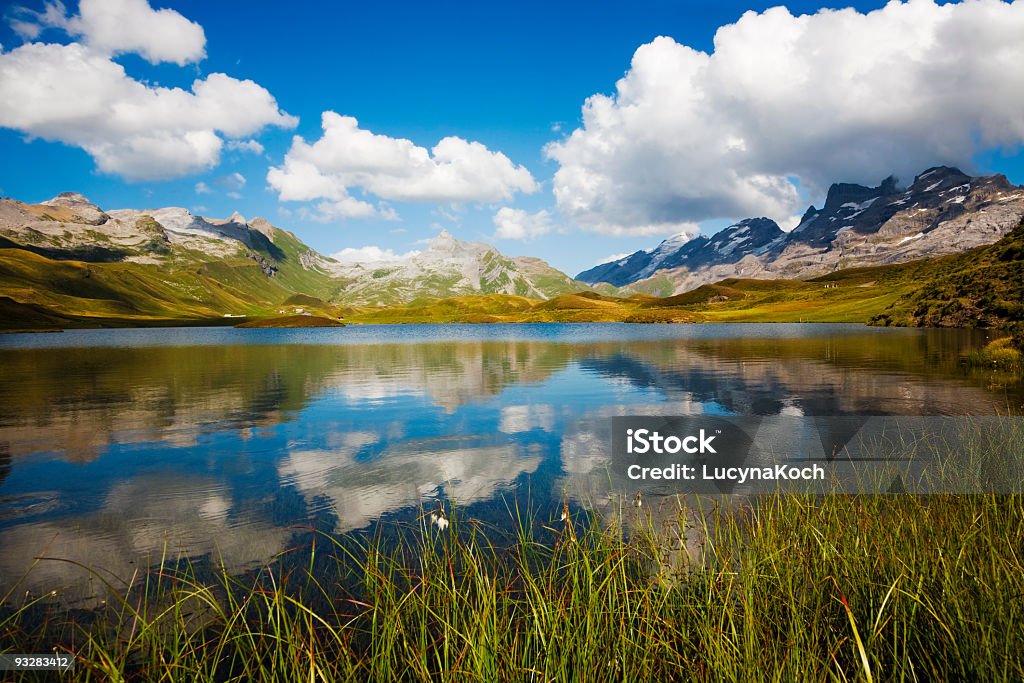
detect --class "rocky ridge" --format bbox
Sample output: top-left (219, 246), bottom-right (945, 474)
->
top-left (577, 166), bottom-right (1024, 294)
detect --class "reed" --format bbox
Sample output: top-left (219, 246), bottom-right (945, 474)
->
top-left (2, 492), bottom-right (1023, 681)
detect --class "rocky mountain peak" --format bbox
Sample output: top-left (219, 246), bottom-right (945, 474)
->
top-left (732, 217), bottom-right (783, 238)
top-left (682, 217), bottom-right (783, 263)
top-left (823, 176), bottom-right (899, 212)
top-left (43, 191), bottom-right (94, 205)
top-left (426, 229), bottom-right (462, 253)
top-left (39, 192), bottom-right (108, 225)
top-left (324, 229), bottom-right (580, 304)
top-left (907, 166), bottom-right (971, 193)
top-left (248, 217), bottom-right (276, 240)
top-left (576, 217), bottom-right (784, 286)
top-left (657, 230), bottom-right (697, 252)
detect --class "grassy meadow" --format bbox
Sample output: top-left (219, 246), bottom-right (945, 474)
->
top-left (338, 275), bottom-right (911, 325)
top-left (2, 489), bottom-right (1023, 682)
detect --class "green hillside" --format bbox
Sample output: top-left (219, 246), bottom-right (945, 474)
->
top-left (0, 245), bottom-right (304, 329)
top-left (868, 221), bottom-right (1024, 328)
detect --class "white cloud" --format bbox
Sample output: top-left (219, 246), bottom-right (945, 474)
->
top-left (268, 112), bottom-right (539, 217)
top-left (310, 197), bottom-right (380, 221)
top-left (331, 245), bottom-right (421, 264)
top-left (593, 252), bottom-right (632, 267)
top-left (220, 172), bottom-right (246, 190)
top-left (11, 3), bottom-right (72, 41)
top-left (546, 1), bottom-right (1024, 236)
top-left (0, 41), bottom-right (296, 180)
top-left (493, 207), bottom-right (555, 240)
top-left (14, 0), bottom-right (206, 65)
top-left (776, 214), bottom-right (804, 233)
top-left (194, 181), bottom-right (211, 194)
top-left (226, 139), bottom-right (264, 154)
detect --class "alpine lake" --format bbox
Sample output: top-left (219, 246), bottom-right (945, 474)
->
top-left (1, 322), bottom-right (1021, 606)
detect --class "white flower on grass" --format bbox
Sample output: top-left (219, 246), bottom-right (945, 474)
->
top-left (429, 507), bottom-right (449, 531)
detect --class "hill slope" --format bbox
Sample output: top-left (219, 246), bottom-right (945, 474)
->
top-left (868, 220), bottom-right (1024, 328)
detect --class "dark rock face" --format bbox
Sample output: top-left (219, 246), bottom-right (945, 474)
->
top-left (248, 251), bottom-right (279, 277)
top-left (781, 167), bottom-right (976, 250)
top-left (577, 251), bottom-right (656, 287)
top-left (577, 218), bottom-right (784, 286)
top-left (656, 218), bottom-right (785, 272)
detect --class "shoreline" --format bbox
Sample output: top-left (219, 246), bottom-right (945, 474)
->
top-left (2, 317), bottom-right (1017, 333)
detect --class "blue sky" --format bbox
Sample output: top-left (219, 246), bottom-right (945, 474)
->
top-left (2, 0), bottom-right (1022, 275)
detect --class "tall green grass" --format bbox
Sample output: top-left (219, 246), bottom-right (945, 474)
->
top-left (967, 337), bottom-right (1024, 373)
top-left (3, 493), bottom-right (1023, 681)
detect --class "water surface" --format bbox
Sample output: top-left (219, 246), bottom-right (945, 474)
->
top-left (0, 323), bottom-right (1019, 602)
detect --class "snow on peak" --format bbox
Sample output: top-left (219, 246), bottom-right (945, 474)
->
top-left (656, 230), bottom-right (695, 253)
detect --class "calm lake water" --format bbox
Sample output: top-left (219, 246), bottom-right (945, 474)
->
top-left (0, 322), bottom-right (1020, 602)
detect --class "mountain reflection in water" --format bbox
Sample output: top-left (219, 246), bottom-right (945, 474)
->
top-left (0, 323), bottom-right (1018, 603)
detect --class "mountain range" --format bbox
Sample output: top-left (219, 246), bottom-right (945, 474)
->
top-left (327, 230), bottom-right (582, 305)
top-left (577, 166), bottom-right (1024, 295)
top-left (0, 193), bottom-right (589, 327)
top-left (0, 164), bottom-right (1022, 330)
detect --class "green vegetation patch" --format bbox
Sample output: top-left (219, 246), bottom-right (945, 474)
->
top-left (966, 337), bottom-right (1024, 373)
top-left (871, 221), bottom-right (1024, 329)
top-left (3, 492), bottom-right (1023, 681)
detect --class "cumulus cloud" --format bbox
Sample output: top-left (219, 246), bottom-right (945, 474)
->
top-left (493, 207), bottom-right (555, 240)
top-left (226, 139), bottom-right (264, 154)
top-left (546, 0), bottom-right (1024, 236)
top-left (0, 41), bottom-right (296, 180)
top-left (268, 112), bottom-right (539, 220)
top-left (331, 245), bottom-right (421, 263)
top-left (194, 181), bottom-right (211, 194)
top-left (311, 197), bottom-right (381, 221)
top-left (13, 0), bottom-right (206, 65)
